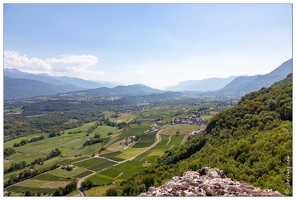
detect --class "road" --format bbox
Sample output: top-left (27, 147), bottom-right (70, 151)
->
top-left (76, 130), bottom-right (162, 196)
top-left (77, 170), bottom-right (96, 196)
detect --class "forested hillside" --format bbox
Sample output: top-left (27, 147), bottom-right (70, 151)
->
top-left (110, 73), bottom-right (292, 196)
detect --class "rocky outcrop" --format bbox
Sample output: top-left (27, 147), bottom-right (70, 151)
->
top-left (139, 167), bottom-right (283, 197)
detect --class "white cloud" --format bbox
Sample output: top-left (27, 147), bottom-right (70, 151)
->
top-left (3, 50), bottom-right (104, 79)
top-left (4, 50), bottom-right (51, 73)
top-left (46, 54), bottom-right (98, 72)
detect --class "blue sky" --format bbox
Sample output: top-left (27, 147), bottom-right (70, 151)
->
top-left (3, 3), bottom-right (292, 89)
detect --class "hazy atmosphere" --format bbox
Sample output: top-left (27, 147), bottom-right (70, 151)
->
top-left (3, 3), bottom-right (292, 89)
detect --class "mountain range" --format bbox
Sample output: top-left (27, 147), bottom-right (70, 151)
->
top-left (54, 84), bottom-right (163, 99)
top-left (166, 76), bottom-right (238, 92)
top-left (3, 58), bottom-right (292, 100)
top-left (3, 68), bottom-right (119, 100)
top-left (4, 68), bottom-right (118, 88)
top-left (214, 58), bottom-right (292, 97)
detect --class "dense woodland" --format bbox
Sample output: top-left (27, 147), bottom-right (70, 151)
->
top-left (107, 73), bottom-right (292, 196)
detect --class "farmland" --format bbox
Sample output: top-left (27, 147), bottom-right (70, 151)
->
top-left (3, 100), bottom-right (231, 196)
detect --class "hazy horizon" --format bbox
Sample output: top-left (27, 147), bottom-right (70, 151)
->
top-left (3, 3), bottom-right (292, 90)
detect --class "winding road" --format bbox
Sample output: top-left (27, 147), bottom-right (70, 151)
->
top-left (76, 130), bottom-right (162, 196)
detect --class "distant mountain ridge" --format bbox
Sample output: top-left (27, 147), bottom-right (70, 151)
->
top-left (215, 58), bottom-right (292, 97)
top-left (4, 68), bottom-right (118, 89)
top-left (3, 58), bottom-right (292, 100)
top-left (54, 84), bottom-right (163, 99)
top-left (4, 77), bottom-right (82, 100)
top-left (166, 76), bottom-right (238, 91)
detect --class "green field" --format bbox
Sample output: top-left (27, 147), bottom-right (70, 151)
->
top-left (85, 174), bottom-right (115, 186)
top-left (100, 151), bottom-right (124, 162)
top-left (132, 132), bottom-right (156, 148)
top-left (88, 160), bottom-right (117, 172)
top-left (92, 125), bottom-right (116, 138)
top-left (75, 157), bottom-right (106, 168)
top-left (57, 156), bottom-right (89, 166)
top-left (47, 167), bottom-right (88, 178)
top-left (74, 171), bottom-right (94, 178)
top-left (4, 103), bottom-right (218, 196)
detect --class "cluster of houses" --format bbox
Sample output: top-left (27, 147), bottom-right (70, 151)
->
top-left (61, 164), bottom-right (75, 171)
top-left (147, 121), bottom-right (162, 132)
top-left (173, 115), bottom-right (208, 125)
top-left (125, 135), bottom-right (140, 146)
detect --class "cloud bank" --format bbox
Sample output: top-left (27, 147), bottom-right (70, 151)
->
top-left (4, 50), bottom-right (103, 79)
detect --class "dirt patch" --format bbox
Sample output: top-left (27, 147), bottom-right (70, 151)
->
top-left (40, 181), bottom-right (71, 188)
top-left (4, 159), bottom-right (11, 163)
top-left (118, 113), bottom-right (133, 118)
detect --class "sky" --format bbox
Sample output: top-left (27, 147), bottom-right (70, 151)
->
top-left (3, 3), bottom-right (292, 89)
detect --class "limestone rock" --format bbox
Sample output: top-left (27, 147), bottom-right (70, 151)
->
top-left (139, 167), bottom-right (283, 197)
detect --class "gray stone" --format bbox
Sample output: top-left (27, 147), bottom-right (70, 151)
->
top-left (138, 167), bottom-right (283, 197)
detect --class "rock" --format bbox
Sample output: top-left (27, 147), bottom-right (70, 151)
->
top-left (139, 167), bottom-right (283, 197)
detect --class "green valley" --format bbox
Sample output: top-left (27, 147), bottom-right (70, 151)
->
top-left (4, 95), bottom-right (229, 196)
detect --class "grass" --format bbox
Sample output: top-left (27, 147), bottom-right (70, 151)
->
top-left (7, 154), bottom-right (48, 166)
top-left (115, 147), bottom-right (146, 160)
top-left (40, 181), bottom-right (71, 188)
top-left (153, 134), bottom-right (170, 150)
top-left (5, 186), bottom-right (56, 195)
top-left (59, 138), bottom-right (86, 149)
top-left (109, 113), bottom-right (136, 123)
top-left (47, 167), bottom-right (88, 178)
top-left (15, 179), bottom-right (48, 188)
top-left (100, 151), bottom-right (124, 162)
top-left (147, 150), bottom-right (164, 157)
top-left (201, 115), bottom-right (214, 120)
top-left (62, 142), bottom-right (102, 157)
top-left (105, 138), bottom-right (127, 152)
top-left (160, 124), bottom-right (201, 135)
top-left (33, 173), bottom-right (70, 181)
top-left (132, 132), bottom-right (156, 148)
top-left (95, 160), bottom-right (144, 183)
top-left (99, 169), bottom-right (122, 178)
top-left (3, 133), bottom-right (47, 148)
top-left (64, 122), bottom-right (96, 134)
top-left (111, 161), bottom-right (143, 180)
top-left (84, 185), bottom-right (116, 196)
top-left (92, 125), bottom-right (116, 138)
top-left (57, 156), bottom-right (89, 166)
top-left (85, 174), bottom-right (115, 186)
top-left (167, 135), bottom-right (184, 147)
top-left (75, 157), bottom-right (106, 168)
top-left (102, 111), bottom-right (116, 118)
top-left (141, 156), bottom-right (159, 164)
top-left (74, 171), bottom-right (94, 178)
top-left (88, 160), bottom-right (116, 172)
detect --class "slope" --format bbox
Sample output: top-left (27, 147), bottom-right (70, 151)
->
top-left (111, 73), bottom-right (292, 196)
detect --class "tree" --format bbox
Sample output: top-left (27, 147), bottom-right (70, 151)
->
top-left (25, 191), bottom-right (32, 196)
top-left (53, 187), bottom-right (65, 196)
top-left (176, 130), bottom-right (180, 136)
top-left (106, 188), bottom-right (118, 196)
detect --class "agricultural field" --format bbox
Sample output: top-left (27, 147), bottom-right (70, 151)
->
top-left (3, 102), bottom-right (219, 196)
